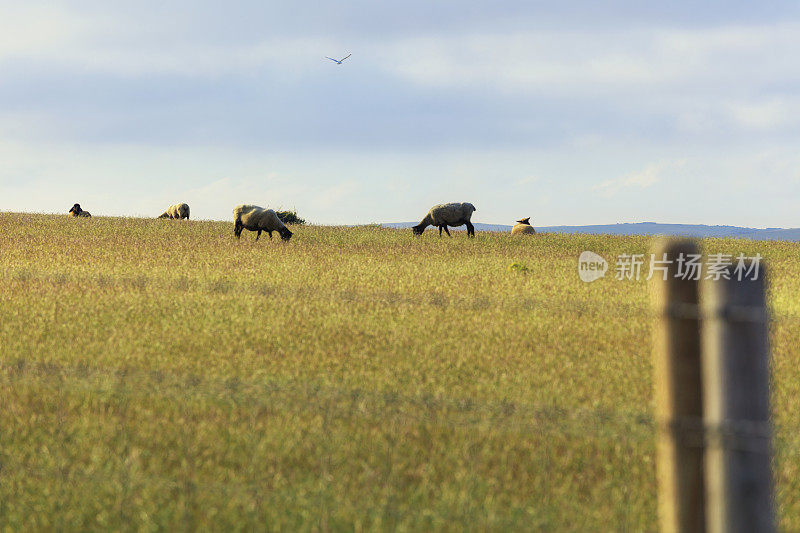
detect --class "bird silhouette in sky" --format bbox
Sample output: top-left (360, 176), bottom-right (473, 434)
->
top-left (325, 53), bottom-right (351, 65)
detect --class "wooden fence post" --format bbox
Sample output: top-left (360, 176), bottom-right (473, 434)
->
top-left (702, 263), bottom-right (774, 533)
top-left (652, 238), bottom-right (706, 533)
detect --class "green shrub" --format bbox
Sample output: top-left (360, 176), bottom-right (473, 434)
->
top-left (275, 210), bottom-right (306, 225)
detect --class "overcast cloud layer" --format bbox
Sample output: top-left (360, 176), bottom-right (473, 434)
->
top-left (1, 1), bottom-right (799, 226)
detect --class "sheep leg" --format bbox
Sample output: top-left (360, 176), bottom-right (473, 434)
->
top-left (234, 221), bottom-right (243, 238)
top-left (465, 221), bottom-right (475, 237)
top-left (268, 231), bottom-right (273, 240)
top-left (256, 230), bottom-right (261, 241)
top-left (444, 226), bottom-right (451, 237)
top-left (438, 226), bottom-right (443, 237)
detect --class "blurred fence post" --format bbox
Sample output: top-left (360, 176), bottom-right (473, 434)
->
top-left (652, 238), bottom-right (706, 533)
top-left (702, 263), bottom-right (774, 533)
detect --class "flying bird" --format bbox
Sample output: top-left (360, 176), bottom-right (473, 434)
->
top-left (325, 53), bottom-right (351, 65)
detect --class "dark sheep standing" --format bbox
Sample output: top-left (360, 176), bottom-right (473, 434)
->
top-left (233, 204), bottom-right (293, 241)
top-left (412, 202), bottom-right (477, 237)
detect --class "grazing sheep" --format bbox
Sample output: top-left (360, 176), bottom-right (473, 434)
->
top-left (233, 204), bottom-right (293, 241)
top-left (159, 203), bottom-right (190, 220)
top-left (511, 217), bottom-right (536, 236)
top-left (68, 204), bottom-right (91, 218)
top-left (412, 202), bottom-right (476, 237)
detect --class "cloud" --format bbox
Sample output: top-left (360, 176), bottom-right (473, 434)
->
top-left (0, 5), bottom-right (91, 57)
top-left (6, 3), bottom-right (800, 102)
top-left (592, 163), bottom-right (668, 197)
top-left (378, 23), bottom-right (800, 98)
top-left (726, 98), bottom-right (800, 129)
top-left (308, 180), bottom-right (359, 210)
top-left (2, 5), bottom-right (799, 151)
top-left (515, 176), bottom-right (540, 186)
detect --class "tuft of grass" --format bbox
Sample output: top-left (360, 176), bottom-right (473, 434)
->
top-left (0, 212), bottom-right (799, 530)
top-left (507, 261), bottom-right (529, 273)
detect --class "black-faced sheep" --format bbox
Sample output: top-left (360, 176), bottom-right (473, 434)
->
top-left (511, 217), bottom-right (536, 235)
top-left (412, 202), bottom-right (476, 237)
top-left (68, 204), bottom-right (91, 217)
top-left (233, 204), bottom-right (293, 241)
top-left (159, 203), bottom-right (190, 220)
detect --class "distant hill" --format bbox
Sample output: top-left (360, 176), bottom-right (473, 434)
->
top-left (382, 222), bottom-right (800, 241)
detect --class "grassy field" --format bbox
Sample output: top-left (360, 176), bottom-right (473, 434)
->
top-left (1, 212), bottom-right (799, 531)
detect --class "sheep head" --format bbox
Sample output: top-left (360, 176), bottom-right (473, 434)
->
top-left (69, 204), bottom-right (81, 215)
top-left (411, 224), bottom-right (425, 235)
top-left (279, 227), bottom-right (293, 241)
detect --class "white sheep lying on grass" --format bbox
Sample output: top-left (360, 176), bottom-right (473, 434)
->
top-left (511, 217), bottom-right (536, 235)
top-left (412, 202), bottom-right (476, 237)
top-left (68, 204), bottom-right (91, 217)
top-left (159, 203), bottom-right (190, 220)
top-left (233, 205), bottom-right (293, 241)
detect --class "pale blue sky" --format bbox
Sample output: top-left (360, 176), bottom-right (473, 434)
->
top-left (1, 1), bottom-right (799, 226)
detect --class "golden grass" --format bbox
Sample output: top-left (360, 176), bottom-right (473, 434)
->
top-left (1, 213), bottom-right (798, 530)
